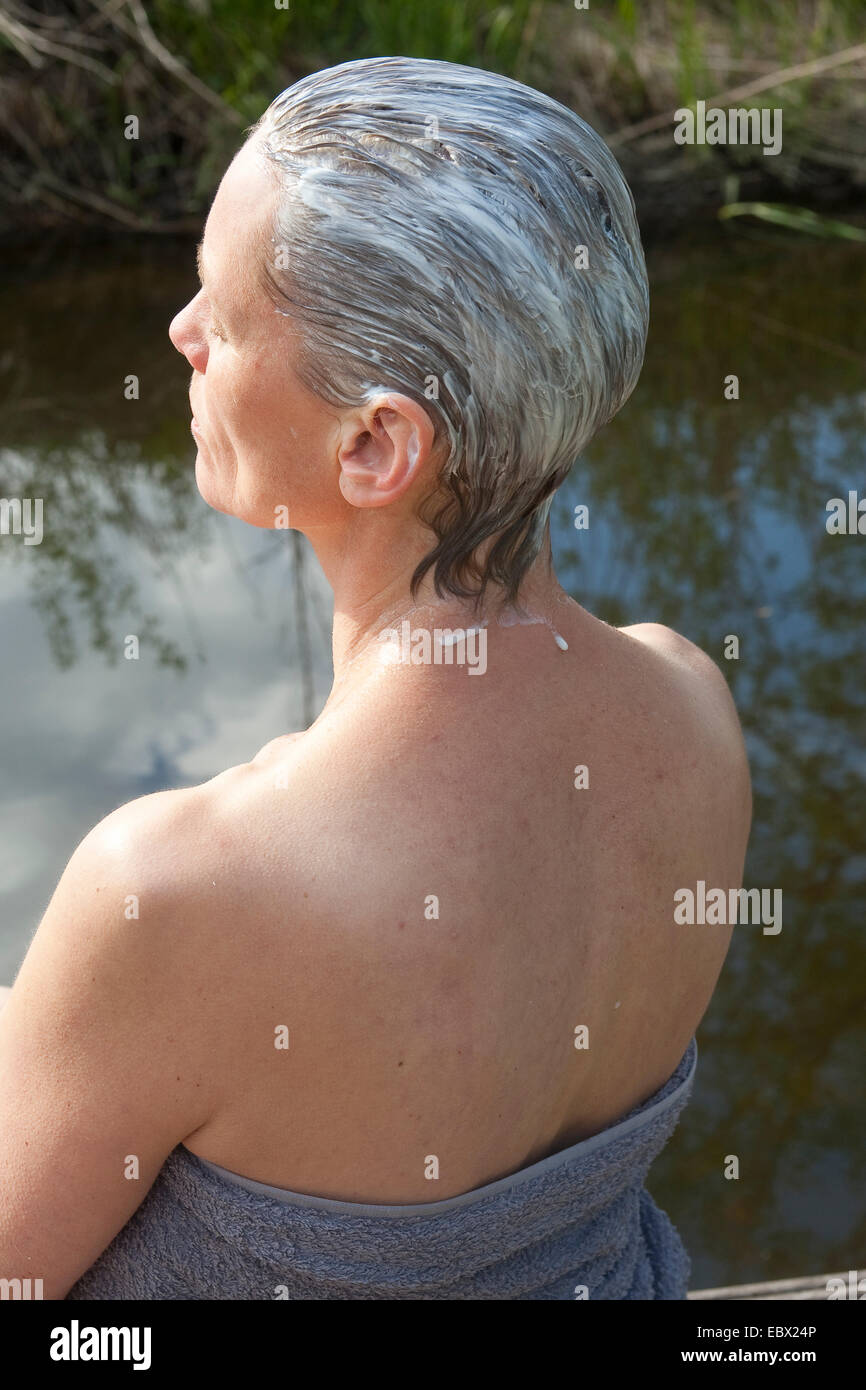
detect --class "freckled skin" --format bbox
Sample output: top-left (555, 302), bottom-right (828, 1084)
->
top-left (0, 68), bottom-right (750, 1295)
top-left (167, 613), bottom-right (748, 1205)
top-left (123, 159), bottom-right (752, 1197)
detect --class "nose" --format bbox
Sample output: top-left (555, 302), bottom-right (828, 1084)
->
top-left (169, 290), bottom-right (208, 374)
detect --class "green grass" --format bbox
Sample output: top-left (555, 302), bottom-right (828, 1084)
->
top-left (2, 0), bottom-right (864, 234)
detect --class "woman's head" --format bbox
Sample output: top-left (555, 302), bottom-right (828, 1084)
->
top-left (171, 56), bottom-right (648, 606)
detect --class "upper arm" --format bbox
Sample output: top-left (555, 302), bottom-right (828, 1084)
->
top-left (0, 794), bottom-right (220, 1298)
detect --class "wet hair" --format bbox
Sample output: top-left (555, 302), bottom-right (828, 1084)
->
top-left (251, 55), bottom-right (649, 605)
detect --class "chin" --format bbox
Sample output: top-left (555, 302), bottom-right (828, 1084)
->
top-left (194, 454), bottom-right (279, 528)
top-left (194, 452), bottom-right (232, 515)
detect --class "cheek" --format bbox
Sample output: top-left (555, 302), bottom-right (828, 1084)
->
top-left (203, 352), bottom-right (265, 458)
top-left (240, 359), bottom-right (332, 470)
top-left (204, 340), bottom-right (342, 522)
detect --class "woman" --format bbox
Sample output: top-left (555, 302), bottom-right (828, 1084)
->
top-left (0, 56), bottom-right (750, 1300)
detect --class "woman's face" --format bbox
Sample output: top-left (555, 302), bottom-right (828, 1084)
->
top-left (169, 138), bottom-right (342, 530)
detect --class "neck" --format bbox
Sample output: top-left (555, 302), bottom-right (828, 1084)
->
top-left (302, 515), bottom-right (565, 689)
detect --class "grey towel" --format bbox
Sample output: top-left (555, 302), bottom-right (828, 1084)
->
top-left (69, 1037), bottom-right (697, 1300)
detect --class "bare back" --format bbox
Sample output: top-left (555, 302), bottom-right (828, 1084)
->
top-left (180, 608), bottom-right (751, 1203)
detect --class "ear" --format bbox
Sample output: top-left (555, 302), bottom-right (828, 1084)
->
top-left (338, 393), bottom-right (436, 509)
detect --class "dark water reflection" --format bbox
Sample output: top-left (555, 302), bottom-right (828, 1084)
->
top-left (1, 231), bottom-right (863, 1289)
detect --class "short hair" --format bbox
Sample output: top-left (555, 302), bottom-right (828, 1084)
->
top-left (251, 56), bottom-right (649, 605)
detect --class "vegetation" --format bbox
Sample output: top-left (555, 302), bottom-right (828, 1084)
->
top-left (0, 0), bottom-right (864, 237)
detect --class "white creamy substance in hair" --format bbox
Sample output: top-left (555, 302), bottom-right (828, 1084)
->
top-left (256, 57), bottom-right (647, 618)
top-left (259, 54), bottom-right (648, 534)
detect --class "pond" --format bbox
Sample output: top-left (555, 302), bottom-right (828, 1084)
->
top-left (1, 226), bottom-right (863, 1290)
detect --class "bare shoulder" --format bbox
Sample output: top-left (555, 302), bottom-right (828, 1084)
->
top-left (7, 776), bottom-right (251, 1083)
top-left (3, 775), bottom-right (251, 1132)
top-left (73, 737), bottom-right (288, 891)
top-left (0, 783), bottom-right (234, 1296)
top-left (621, 621), bottom-right (727, 680)
top-left (16, 782), bottom-right (222, 1032)
top-left (620, 622), bottom-right (741, 718)
top-left (73, 784), bottom-right (207, 888)
top-left (72, 733), bottom-right (313, 923)
top-left (618, 622), bottom-right (752, 816)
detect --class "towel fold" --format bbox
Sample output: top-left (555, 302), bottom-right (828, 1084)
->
top-left (69, 1037), bottom-right (697, 1300)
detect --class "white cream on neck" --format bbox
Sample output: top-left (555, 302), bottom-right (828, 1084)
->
top-left (497, 604), bottom-right (569, 651)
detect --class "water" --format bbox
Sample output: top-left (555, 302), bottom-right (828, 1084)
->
top-left (1, 229), bottom-right (863, 1290)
